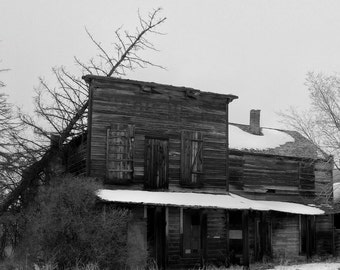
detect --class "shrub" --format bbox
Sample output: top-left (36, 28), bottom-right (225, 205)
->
top-left (19, 176), bottom-right (130, 269)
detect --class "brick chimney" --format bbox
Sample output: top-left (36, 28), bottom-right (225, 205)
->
top-left (249, 109), bottom-right (261, 135)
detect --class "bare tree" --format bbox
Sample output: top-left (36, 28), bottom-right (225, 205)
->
top-left (0, 65), bottom-right (27, 201)
top-left (0, 8), bottom-right (166, 215)
top-left (280, 72), bottom-right (340, 207)
top-left (280, 72), bottom-right (340, 167)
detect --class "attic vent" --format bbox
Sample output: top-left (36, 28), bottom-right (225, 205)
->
top-left (140, 85), bottom-right (153, 93)
top-left (250, 109), bottom-right (261, 135)
top-left (185, 89), bottom-right (200, 99)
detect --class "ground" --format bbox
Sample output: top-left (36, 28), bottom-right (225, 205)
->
top-left (267, 262), bottom-right (340, 270)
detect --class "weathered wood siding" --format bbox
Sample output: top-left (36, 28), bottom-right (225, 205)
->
top-left (167, 207), bottom-right (202, 269)
top-left (166, 207), bottom-right (229, 269)
top-left (229, 150), bottom-right (332, 204)
top-left (271, 213), bottom-right (300, 259)
top-left (206, 209), bottom-right (227, 265)
top-left (315, 215), bottom-right (333, 255)
top-left (88, 77), bottom-right (233, 191)
top-left (335, 229), bottom-right (340, 256)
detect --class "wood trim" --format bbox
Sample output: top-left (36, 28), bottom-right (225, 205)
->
top-left (145, 135), bottom-right (169, 140)
top-left (165, 207), bottom-right (169, 238)
top-left (242, 210), bottom-right (249, 268)
top-left (299, 215), bottom-right (302, 254)
top-left (86, 83), bottom-right (94, 176)
top-left (165, 207), bottom-right (169, 267)
top-left (332, 214), bottom-right (336, 256)
top-left (105, 127), bottom-right (110, 179)
top-left (180, 208), bottom-right (184, 257)
top-left (144, 206), bottom-right (147, 219)
top-left (225, 102), bottom-right (229, 192)
top-left (225, 210), bottom-right (230, 260)
top-left (180, 208), bottom-right (183, 234)
top-left (201, 211), bottom-right (207, 264)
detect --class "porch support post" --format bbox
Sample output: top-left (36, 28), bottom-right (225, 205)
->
top-left (225, 101), bottom-right (230, 192)
top-left (242, 210), bottom-right (250, 269)
top-left (225, 210), bottom-right (230, 264)
top-left (165, 207), bottom-right (169, 268)
top-left (332, 214), bottom-right (336, 256)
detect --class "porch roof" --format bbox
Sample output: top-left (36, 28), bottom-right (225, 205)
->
top-left (97, 189), bottom-right (324, 215)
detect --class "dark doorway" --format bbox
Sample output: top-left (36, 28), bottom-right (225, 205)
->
top-left (144, 137), bottom-right (169, 189)
top-left (254, 212), bottom-right (272, 261)
top-left (147, 207), bottom-right (166, 269)
top-left (228, 211), bottom-right (243, 265)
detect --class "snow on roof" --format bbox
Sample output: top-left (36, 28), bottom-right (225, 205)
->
top-left (229, 125), bottom-right (294, 151)
top-left (97, 189), bottom-right (324, 215)
top-left (256, 200), bottom-right (325, 215)
top-left (97, 189), bottom-right (267, 211)
top-left (333, 182), bottom-right (340, 203)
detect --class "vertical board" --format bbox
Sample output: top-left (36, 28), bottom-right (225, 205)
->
top-left (144, 138), bottom-right (169, 189)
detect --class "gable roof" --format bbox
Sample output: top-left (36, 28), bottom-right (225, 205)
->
top-left (229, 123), bottom-right (320, 159)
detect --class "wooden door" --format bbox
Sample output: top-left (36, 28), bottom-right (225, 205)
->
top-left (254, 212), bottom-right (272, 261)
top-left (301, 215), bottom-right (316, 258)
top-left (144, 137), bottom-right (169, 189)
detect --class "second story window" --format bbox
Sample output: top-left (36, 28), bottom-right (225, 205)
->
top-left (144, 137), bottom-right (169, 189)
top-left (180, 131), bottom-right (203, 186)
top-left (106, 124), bottom-right (134, 184)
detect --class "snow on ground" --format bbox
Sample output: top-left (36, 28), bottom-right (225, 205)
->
top-left (229, 125), bottom-right (294, 150)
top-left (267, 262), bottom-right (340, 270)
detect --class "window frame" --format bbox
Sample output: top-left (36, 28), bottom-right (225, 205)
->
top-left (106, 124), bottom-right (135, 184)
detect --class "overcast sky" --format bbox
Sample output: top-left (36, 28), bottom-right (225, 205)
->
top-left (1, 0), bottom-right (340, 129)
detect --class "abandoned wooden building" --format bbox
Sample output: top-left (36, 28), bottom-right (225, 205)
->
top-left (65, 75), bottom-right (334, 269)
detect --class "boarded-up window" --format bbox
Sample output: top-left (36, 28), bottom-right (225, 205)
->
top-left (144, 137), bottom-right (169, 189)
top-left (106, 124), bottom-right (134, 184)
top-left (181, 131), bottom-right (203, 186)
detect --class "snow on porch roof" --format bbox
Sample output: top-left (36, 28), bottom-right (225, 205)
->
top-left (97, 189), bottom-right (324, 215)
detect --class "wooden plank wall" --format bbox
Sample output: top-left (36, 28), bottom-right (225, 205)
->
top-left (87, 78), bottom-right (333, 201)
top-left (166, 207), bottom-right (229, 269)
top-left (315, 215), bottom-right (333, 255)
top-left (271, 213), bottom-right (300, 259)
top-left (335, 229), bottom-right (340, 256)
top-left (314, 161), bottom-right (333, 205)
top-left (229, 150), bottom-right (332, 204)
top-left (167, 207), bottom-right (202, 269)
top-left (205, 209), bottom-right (228, 265)
top-left (89, 79), bottom-right (230, 192)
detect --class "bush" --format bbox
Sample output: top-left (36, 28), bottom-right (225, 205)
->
top-left (19, 176), bottom-right (130, 269)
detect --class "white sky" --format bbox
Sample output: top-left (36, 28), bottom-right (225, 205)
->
top-left (1, 0), bottom-right (340, 128)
